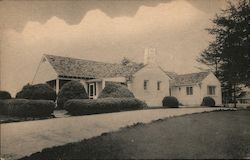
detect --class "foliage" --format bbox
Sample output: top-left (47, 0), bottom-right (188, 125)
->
top-left (0, 91), bottom-right (12, 99)
top-left (121, 57), bottom-right (144, 67)
top-left (98, 82), bottom-right (135, 98)
top-left (162, 96), bottom-right (179, 108)
top-left (197, 0), bottom-right (250, 105)
top-left (16, 83), bottom-right (56, 101)
top-left (0, 99), bottom-right (55, 117)
top-left (57, 81), bottom-right (88, 109)
top-left (64, 98), bottom-right (147, 116)
top-left (201, 97), bottom-right (216, 107)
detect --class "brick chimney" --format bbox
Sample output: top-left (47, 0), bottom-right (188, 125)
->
top-left (144, 48), bottom-right (157, 65)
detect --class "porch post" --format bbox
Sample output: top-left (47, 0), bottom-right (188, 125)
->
top-left (102, 79), bottom-right (105, 89)
top-left (56, 78), bottom-right (60, 94)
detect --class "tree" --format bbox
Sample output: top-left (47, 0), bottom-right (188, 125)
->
top-left (120, 57), bottom-right (144, 67)
top-left (197, 0), bottom-right (250, 107)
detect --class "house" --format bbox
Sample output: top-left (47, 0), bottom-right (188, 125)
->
top-left (32, 48), bottom-right (170, 106)
top-left (237, 92), bottom-right (250, 105)
top-left (168, 71), bottom-right (222, 106)
top-left (32, 48), bottom-right (222, 107)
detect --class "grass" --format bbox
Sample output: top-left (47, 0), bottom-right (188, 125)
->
top-left (20, 110), bottom-right (250, 159)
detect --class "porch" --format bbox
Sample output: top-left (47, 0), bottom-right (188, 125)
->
top-left (45, 76), bottom-right (127, 99)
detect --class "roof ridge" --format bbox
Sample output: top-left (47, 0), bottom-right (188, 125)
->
top-left (43, 54), bottom-right (145, 79)
top-left (177, 71), bottom-right (210, 76)
top-left (44, 54), bottom-right (122, 66)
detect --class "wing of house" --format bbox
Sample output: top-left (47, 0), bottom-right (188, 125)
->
top-left (33, 54), bottom-right (143, 96)
top-left (169, 71), bottom-right (222, 106)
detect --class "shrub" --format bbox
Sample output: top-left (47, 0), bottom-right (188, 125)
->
top-left (0, 100), bottom-right (8, 114)
top-left (4, 99), bottom-right (29, 116)
top-left (64, 98), bottom-right (147, 116)
top-left (0, 99), bottom-right (55, 117)
top-left (0, 91), bottom-right (11, 99)
top-left (162, 96), bottom-right (179, 108)
top-left (16, 84), bottom-right (56, 101)
top-left (20, 100), bottom-right (55, 117)
top-left (98, 82), bottom-right (134, 98)
top-left (201, 96), bottom-right (215, 107)
top-left (57, 81), bottom-right (88, 109)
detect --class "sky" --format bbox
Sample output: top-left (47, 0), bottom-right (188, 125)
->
top-left (0, 0), bottom-right (228, 96)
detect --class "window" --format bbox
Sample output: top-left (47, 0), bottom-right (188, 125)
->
top-left (186, 86), bottom-right (193, 95)
top-left (157, 81), bottom-right (161, 90)
top-left (144, 80), bottom-right (148, 90)
top-left (207, 86), bottom-right (216, 95)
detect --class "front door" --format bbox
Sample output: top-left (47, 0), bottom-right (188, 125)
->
top-left (88, 83), bottom-right (96, 99)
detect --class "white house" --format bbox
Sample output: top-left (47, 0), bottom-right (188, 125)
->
top-left (32, 48), bottom-right (222, 107)
top-left (237, 92), bottom-right (250, 105)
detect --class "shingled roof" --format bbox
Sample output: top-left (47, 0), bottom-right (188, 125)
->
top-left (170, 71), bottom-right (210, 86)
top-left (44, 54), bottom-right (144, 79)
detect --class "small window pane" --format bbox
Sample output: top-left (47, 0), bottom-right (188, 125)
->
top-left (157, 81), bottom-right (161, 90)
top-left (144, 80), bottom-right (148, 90)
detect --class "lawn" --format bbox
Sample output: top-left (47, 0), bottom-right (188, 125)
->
top-left (20, 110), bottom-right (250, 159)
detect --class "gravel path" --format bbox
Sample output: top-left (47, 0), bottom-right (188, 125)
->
top-left (1, 107), bottom-right (233, 160)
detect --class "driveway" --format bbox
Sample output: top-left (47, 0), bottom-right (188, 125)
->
top-left (1, 107), bottom-right (233, 160)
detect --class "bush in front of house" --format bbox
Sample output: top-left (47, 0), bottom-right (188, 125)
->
top-left (162, 96), bottom-right (179, 108)
top-left (57, 81), bottom-right (88, 109)
top-left (201, 96), bottom-right (215, 107)
top-left (64, 98), bottom-right (147, 116)
top-left (98, 82), bottom-right (135, 98)
top-left (0, 91), bottom-right (12, 100)
top-left (0, 99), bottom-right (29, 116)
top-left (0, 100), bottom-right (8, 114)
top-left (20, 100), bottom-right (55, 117)
top-left (16, 83), bottom-right (56, 101)
top-left (0, 99), bottom-right (55, 117)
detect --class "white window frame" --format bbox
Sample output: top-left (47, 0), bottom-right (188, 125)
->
top-left (186, 86), bottom-right (193, 95)
top-left (88, 83), bottom-right (96, 99)
top-left (207, 86), bottom-right (216, 95)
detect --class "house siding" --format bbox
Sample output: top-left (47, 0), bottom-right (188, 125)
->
top-left (130, 65), bottom-right (170, 107)
top-left (201, 73), bottom-right (222, 105)
top-left (171, 84), bottom-right (202, 106)
top-left (32, 58), bottom-right (58, 84)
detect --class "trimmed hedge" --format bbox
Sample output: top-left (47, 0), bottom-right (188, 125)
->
top-left (16, 84), bottom-right (56, 101)
top-left (162, 96), bottom-right (179, 108)
top-left (201, 97), bottom-right (215, 107)
top-left (0, 99), bottom-right (55, 117)
top-left (57, 81), bottom-right (88, 109)
top-left (98, 82), bottom-right (134, 98)
top-left (0, 91), bottom-right (11, 99)
top-left (64, 98), bottom-right (147, 116)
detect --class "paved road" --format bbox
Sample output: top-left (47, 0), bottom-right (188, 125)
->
top-left (1, 107), bottom-right (233, 160)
